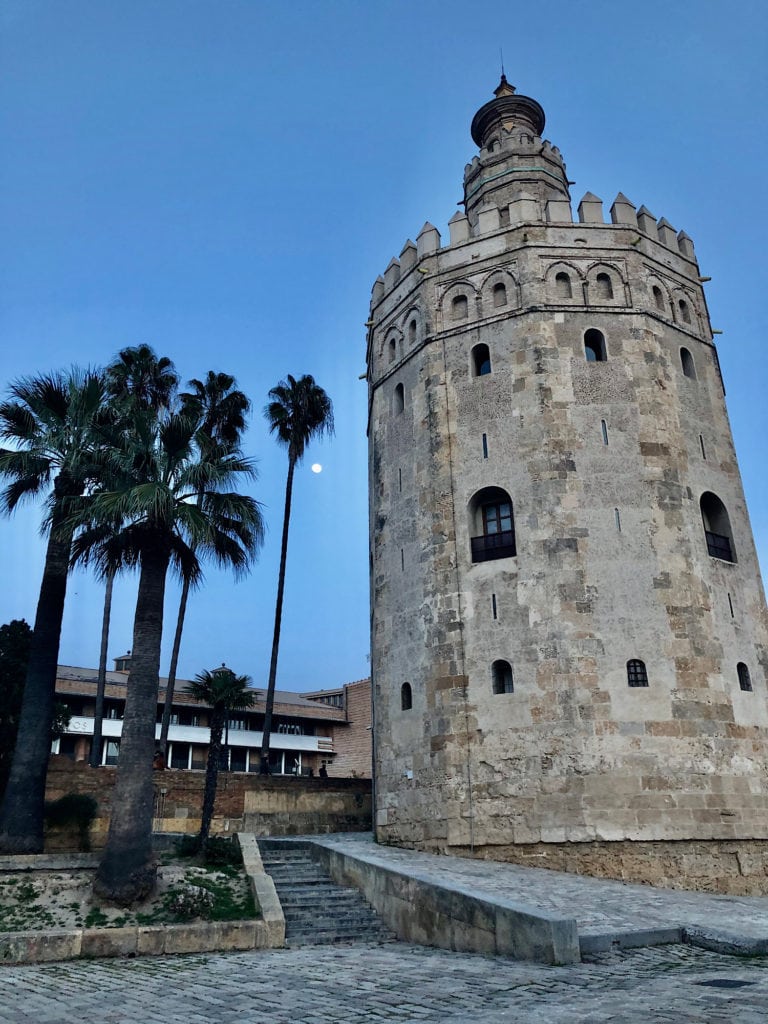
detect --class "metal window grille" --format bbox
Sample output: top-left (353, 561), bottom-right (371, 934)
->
top-left (627, 659), bottom-right (648, 687)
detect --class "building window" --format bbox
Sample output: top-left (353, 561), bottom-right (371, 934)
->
top-left (452, 295), bottom-right (468, 320)
top-left (401, 682), bottom-right (412, 711)
top-left (680, 348), bottom-right (696, 379)
top-left (679, 299), bottom-right (692, 324)
top-left (482, 433), bottom-right (488, 459)
top-left (493, 283), bottom-right (507, 307)
top-left (408, 319), bottom-right (417, 344)
top-left (595, 273), bottom-right (613, 300)
top-left (394, 383), bottom-right (404, 414)
top-left (472, 343), bottom-right (492, 377)
top-left (601, 419), bottom-right (609, 445)
top-left (584, 329), bottom-right (606, 362)
top-left (388, 338), bottom-right (397, 364)
top-left (104, 740), bottom-right (120, 766)
top-left (492, 660), bottom-right (514, 694)
top-left (555, 272), bottom-right (572, 298)
top-left (469, 487), bottom-right (516, 563)
top-left (652, 285), bottom-right (664, 310)
top-left (700, 492), bottom-right (736, 562)
top-left (737, 662), bottom-right (753, 692)
top-left (627, 659), bottom-right (648, 687)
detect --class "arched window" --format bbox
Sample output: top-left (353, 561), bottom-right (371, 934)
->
top-left (584, 329), bottom-right (606, 362)
top-left (737, 663), bottom-right (753, 692)
top-left (595, 273), bottom-right (613, 300)
top-left (408, 319), bottom-right (417, 345)
top-left (394, 383), bottom-right (404, 415)
top-left (652, 285), bottom-right (664, 311)
top-left (472, 343), bottom-right (492, 377)
top-left (679, 299), bottom-right (691, 324)
top-left (388, 338), bottom-right (397, 364)
top-left (700, 492), bottom-right (736, 562)
top-left (627, 659), bottom-right (648, 687)
top-left (493, 283), bottom-right (507, 308)
top-left (680, 348), bottom-right (696, 379)
top-left (452, 294), bottom-right (468, 320)
top-left (492, 660), bottom-right (514, 694)
top-left (469, 486), bottom-right (516, 563)
top-left (555, 272), bottom-right (572, 298)
top-left (401, 682), bottom-right (413, 710)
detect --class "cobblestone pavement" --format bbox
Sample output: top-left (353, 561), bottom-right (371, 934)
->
top-left (311, 833), bottom-right (768, 942)
top-left (2, 942), bottom-right (768, 1023)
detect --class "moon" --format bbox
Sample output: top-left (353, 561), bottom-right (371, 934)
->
top-left (311, 463), bottom-right (323, 474)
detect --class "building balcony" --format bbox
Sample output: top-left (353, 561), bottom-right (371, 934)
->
top-left (470, 529), bottom-right (516, 563)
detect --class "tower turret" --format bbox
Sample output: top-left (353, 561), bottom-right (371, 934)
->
top-left (463, 75), bottom-right (570, 227)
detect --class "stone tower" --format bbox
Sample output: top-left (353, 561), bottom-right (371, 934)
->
top-left (366, 78), bottom-right (768, 892)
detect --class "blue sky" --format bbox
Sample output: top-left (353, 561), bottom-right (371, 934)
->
top-left (1, 0), bottom-right (766, 691)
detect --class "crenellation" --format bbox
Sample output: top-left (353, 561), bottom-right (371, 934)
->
top-left (399, 239), bottom-right (417, 273)
top-left (610, 192), bottom-right (637, 227)
top-left (383, 257), bottom-right (401, 291)
top-left (657, 218), bottom-right (678, 248)
top-left (636, 205), bottom-right (658, 239)
top-left (417, 221), bottom-right (441, 258)
top-left (677, 230), bottom-right (695, 259)
top-left (577, 192), bottom-right (604, 224)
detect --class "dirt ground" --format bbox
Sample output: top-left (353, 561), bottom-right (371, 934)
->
top-left (0, 858), bottom-right (256, 932)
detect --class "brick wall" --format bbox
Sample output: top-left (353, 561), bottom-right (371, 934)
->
top-left (328, 679), bottom-right (372, 778)
top-left (44, 756), bottom-right (372, 850)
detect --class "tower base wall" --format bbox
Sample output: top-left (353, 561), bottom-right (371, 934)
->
top-left (431, 839), bottom-right (768, 896)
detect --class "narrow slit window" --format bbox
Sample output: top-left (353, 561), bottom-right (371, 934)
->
top-left (680, 348), bottom-right (696, 379)
top-left (584, 329), bottom-right (607, 362)
top-left (728, 592), bottom-right (734, 618)
top-left (627, 659), bottom-right (648, 687)
top-left (601, 419), bottom-right (609, 445)
top-left (401, 682), bottom-right (413, 710)
top-left (555, 272), bottom-right (572, 298)
top-left (394, 383), bottom-right (404, 415)
top-left (408, 319), bottom-right (417, 345)
top-left (472, 343), bottom-right (492, 377)
top-left (452, 294), bottom-right (468, 320)
top-left (491, 594), bottom-right (497, 620)
top-left (398, 467), bottom-right (402, 492)
top-left (388, 338), bottom-right (397, 363)
top-left (614, 508), bottom-right (621, 532)
top-left (737, 662), bottom-right (753, 692)
top-left (400, 548), bottom-right (404, 571)
top-left (493, 283), bottom-right (507, 307)
top-left (679, 299), bottom-right (692, 324)
top-left (492, 660), bottom-right (514, 694)
top-left (652, 285), bottom-right (664, 310)
top-left (482, 433), bottom-right (488, 459)
top-left (595, 273), bottom-right (613, 300)
top-left (699, 434), bottom-right (706, 460)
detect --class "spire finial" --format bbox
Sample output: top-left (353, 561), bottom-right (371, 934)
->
top-left (494, 72), bottom-right (515, 99)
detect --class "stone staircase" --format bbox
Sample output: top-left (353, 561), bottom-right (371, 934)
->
top-left (259, 841), bottom-right (394, 947)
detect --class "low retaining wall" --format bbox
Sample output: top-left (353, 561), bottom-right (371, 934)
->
top-left (296, 839), bottom-right (580, 965)
top-left (44, 758), bottom-right (371, 850)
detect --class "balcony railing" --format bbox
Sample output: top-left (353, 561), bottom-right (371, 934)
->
top-left (471, 529), bottom-right (516, 563)
top-left (705, 531), bottom-right (734, 563)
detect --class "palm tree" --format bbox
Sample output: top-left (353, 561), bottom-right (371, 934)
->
top-left (158, 372), bottom-right (251, 757)
top-left (90, 347), bottom-right (180, 769)
top-left (186, 666), bottom-right (254, 846)
top-left (71, 407), bottom-right (264, 904)
top-left (0, 369), bottom-right (108, 853)
top-left (260, 374), bottom-right (333, 775)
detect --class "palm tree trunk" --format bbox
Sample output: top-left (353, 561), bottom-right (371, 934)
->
top-left (260, 456), bottom-right (295, 774)
top-left (90, 571), bottom-right (114, 768)
top-left (158, 575), bottom-right (190, 756)
top-left (94, 546), bottom-right (169, 905)
top-left (199, 709), bottom-right (225, 845)
top-left (0, 515), bottom-right (72, 853)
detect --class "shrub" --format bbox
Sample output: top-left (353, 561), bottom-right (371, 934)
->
top-left (44, 794), bottom-right (98, 851)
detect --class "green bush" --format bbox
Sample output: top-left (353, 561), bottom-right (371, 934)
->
top-left (203, 836), bottom-right (241, 866)
top-left (44, 794), bottom-right (98, 851)
top-left (175, 835), bottom-right (202, 858)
